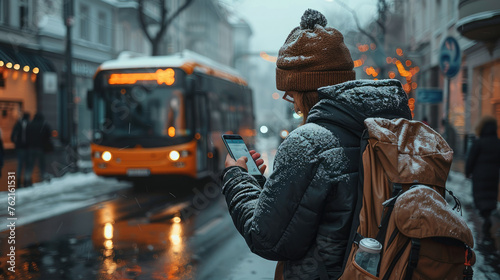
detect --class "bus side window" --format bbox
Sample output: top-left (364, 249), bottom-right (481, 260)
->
top-left (208, 93), bottom-right (222, 132)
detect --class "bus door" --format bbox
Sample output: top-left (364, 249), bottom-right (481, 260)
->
top-left (194, 93), bottom-right (209, 174)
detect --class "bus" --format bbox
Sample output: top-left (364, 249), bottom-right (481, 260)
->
top-left (87, 50), bottom-right (256, 181)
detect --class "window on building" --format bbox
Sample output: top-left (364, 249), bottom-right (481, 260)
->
top-left (123, 22), bottom-right (131, 50)
top-left (0, 0), bottom-right (5, 24)
top-left (19, 0), bottom-right (31, 29)
top-left (448, 0), bottom-right (455, 21)
top-left (435, 0), bottom-right (441, 27)
top-left (98, 11), bottom-right (107, 45)
top-left (80, 4), bottom-right (90, 40)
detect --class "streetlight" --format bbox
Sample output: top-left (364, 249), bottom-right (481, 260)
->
top-left (260, 125), bottom-right (269, 134)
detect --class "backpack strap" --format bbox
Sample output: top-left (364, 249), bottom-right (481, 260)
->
top-left (382, 238), bottom-right (411, 280)
top-left (341, 129), bottom-right (370, 269)
top-left (404, 239), bottom-right (421, 280)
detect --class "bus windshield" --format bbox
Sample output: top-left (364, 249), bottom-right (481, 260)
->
top-left (95, 85), bottom-right (190, 147)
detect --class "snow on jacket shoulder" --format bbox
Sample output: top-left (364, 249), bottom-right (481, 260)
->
top-left (222, 123), bottom-right (347, 260)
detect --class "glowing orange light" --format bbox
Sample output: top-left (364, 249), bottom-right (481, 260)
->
top-left (414, 66), bottom-right (420, 73)
top-left (195, 133), bottom-right (201, 140)
top-left (23, 66), bottom-right (30, 72)
top-left (13, 64), bottom-right (20, 70)
top-left (108, 68), bottom-right (176, 85)
top-left (412, 83), bottom-right (418, 90)
top-left (207, 152), bottom-right (213, 159)
top-left (120, 88), bottom-right (126, 95)
top-left (168, 126), bottom-right (176, 137)
top-left (0, 61), bottom-right (4, 67)
top-left (353, 59), bottom-right (364, 68)
top-left (396, 48), bottom-right (404, 56)
top-left (52, 130), bottom-right (58, 137)
top-left (370, 43), bottom-right (376, 50)
top-left (357, 44), bottom-right (370, 52)
top-left (260, 52), bottom-right (277, 62)
top-left (403, 84), bottom-right (411, 93)
top-left (388, 71), bottom-right (396, 79)
top-left (395, 60), bottom-right (411, 78)
top-left (386, 57), bottom-right (392, 64)
top-left (405, 60), bottom-right (412, 67)
top-left (104, 223), bottom-right (113, 239)
top-left (6, 62), bottom-right (12, 68)
top-left (409, 98), bottom-right (415, 111)
top-left (33, 67), bottom-right (39, 74)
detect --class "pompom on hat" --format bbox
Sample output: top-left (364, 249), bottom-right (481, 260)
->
top-left (276, 9), bottom-right (355, 91)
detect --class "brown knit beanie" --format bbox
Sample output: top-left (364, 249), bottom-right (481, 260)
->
top-left (276, 9), bottom-right (355, 91)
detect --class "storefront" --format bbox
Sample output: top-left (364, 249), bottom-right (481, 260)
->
top-left (0, 46), bottom-right (56, 149)
top-left (464, 43), bottom-right (500, 139)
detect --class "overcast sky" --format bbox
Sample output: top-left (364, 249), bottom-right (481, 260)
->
top-left (227, 0), bottom-right (380, 53)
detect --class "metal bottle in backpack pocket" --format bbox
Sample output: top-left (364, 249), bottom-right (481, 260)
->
top-left (355, 238), bottom-right (382, 276)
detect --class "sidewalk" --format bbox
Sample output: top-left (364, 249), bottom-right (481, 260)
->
top-left (1, 144), bottom-right (91, 192)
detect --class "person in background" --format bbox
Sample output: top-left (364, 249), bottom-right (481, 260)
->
top-left (220, 9), bottom-right (412, 279)
top-left (25, 112), bottom-right (52, 185)
top-left (466, 116), bottom-right (500, 237)
top-left (11, 112), bottom-right (30, 187)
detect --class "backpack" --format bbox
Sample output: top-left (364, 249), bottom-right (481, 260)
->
top-left (335, 118), bottom-right (476, 280)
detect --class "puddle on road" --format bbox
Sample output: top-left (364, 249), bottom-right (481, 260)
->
top-left (0, 201), bottom-right (197, 280)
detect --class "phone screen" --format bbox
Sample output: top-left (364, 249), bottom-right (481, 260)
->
top-left (223, 136), bottom-right (262, 176)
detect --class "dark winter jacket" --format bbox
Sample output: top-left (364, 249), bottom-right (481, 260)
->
top-left (222, 79), bottom-right (411, 279)
top-left (27, 113), bottom-right (52, 151)
top-left (11, 116), bottom-right (30, 149)
top-left (465, 120), bottom-right (500, 212)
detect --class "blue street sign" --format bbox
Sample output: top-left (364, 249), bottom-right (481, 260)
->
top-left (417, 88), bottom-right (443, 104)
top-left (439, 37), bottom-right (461, 78)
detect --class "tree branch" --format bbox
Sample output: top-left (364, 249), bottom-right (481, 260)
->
top-left (334, 0), bottom-right (382, 48)
top-left (138, 0), bottom-right (154, 43)
top-left (164, 0), bottom-right (194, 29)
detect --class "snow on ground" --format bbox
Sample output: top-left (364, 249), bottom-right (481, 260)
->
top-left (0, 172), bottom-right (131, 227)
top-left (446, 171), bottom-right (500, 279)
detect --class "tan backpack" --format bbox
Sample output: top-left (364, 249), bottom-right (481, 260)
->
top-left (336, 118), bottom-right (475, 280)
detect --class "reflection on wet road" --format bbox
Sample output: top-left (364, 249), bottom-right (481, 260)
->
top-left (0, 179), bottom-right (236, 279)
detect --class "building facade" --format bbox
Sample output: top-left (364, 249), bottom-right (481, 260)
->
top-left (0, 0), bottom-right (250, 150)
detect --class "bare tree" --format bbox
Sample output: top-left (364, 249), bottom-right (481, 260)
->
top-left (138, 0), bottom-right (195, 56)
top-left (334, 0), bottom-right (389, 76)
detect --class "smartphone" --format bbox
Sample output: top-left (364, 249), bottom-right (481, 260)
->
top-left (222, 134), bottom-right (265, 181)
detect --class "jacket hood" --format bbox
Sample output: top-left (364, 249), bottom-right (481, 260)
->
top-left (307, 79), bottom-right (412, 136)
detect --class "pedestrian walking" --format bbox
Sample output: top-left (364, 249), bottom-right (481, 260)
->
top-left (466, 115), bottom-right (500, 237)
top-left (220, 9), bottom-right (412, 279)
top-left (25, 112), bottom-right (52, 185)
top-left (11, 112), bottom-right (30, 187)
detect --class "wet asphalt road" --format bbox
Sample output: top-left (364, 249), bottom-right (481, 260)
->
top-left (0, 179), bottom-right (247, 280)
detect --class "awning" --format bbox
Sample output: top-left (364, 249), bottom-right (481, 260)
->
top-left (0, 46), bottom-right (56, 73)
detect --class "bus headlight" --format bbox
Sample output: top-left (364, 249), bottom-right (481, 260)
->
top-left (102, 151), bottom-right (112, 162)
top-left (169, 150), bottom-right (180, 161)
